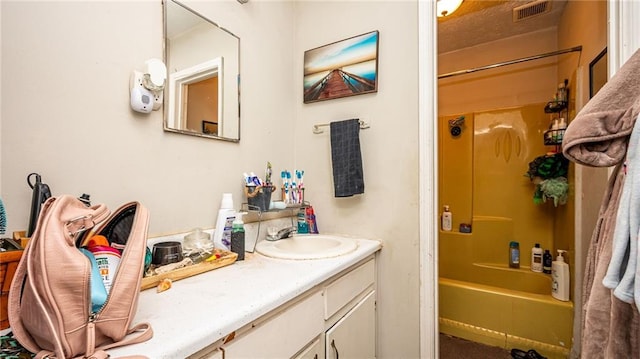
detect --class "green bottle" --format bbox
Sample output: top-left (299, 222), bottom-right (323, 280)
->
top-left (231, 212), bottom-right (245, 261)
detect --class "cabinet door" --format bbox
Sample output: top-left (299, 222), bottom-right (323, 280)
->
top-left (325, 291), bottom-right (375, 359)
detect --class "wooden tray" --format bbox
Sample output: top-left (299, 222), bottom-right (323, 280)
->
top-left (141, 250), bottom-right (238, 291)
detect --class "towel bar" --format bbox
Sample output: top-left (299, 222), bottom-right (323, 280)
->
top-left (313, 119), bottom-right (370, 134)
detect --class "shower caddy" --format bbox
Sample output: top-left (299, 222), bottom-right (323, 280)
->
top-left (543, 79), bottom-right (569, 151)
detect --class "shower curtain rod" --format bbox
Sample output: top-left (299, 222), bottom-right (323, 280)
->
top-left (438, 45), bottom-right (582, 79)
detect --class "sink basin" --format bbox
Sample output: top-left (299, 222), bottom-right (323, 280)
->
top-left (256, 234), bottom-right (358, 260)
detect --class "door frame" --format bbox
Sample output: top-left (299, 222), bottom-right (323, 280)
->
top-left (418, 1), bottom-right (640, 357)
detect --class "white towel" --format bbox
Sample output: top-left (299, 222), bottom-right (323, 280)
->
top-left (603, 111), bottom-right (640, 305)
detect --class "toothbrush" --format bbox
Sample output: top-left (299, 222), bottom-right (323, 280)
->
top-left (265, 162), bottom-right (272, 185)
top-left (286, 171), bottom-right (292, 203)
top-left (282, 170), bottom-right (289, 203)
top-left (291, 170), bottom-right (298, 203)
top-left (297, 170), bottom-right (304, 203)
top-left (285, 171), bottom-right (291, 203)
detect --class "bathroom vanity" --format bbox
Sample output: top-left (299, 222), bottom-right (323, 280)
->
top-left (108, 236), bottom-right (381, 358)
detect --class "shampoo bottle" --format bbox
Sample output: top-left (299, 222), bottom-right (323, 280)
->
top-left (531, 243), bottom-right (543, 272)
top-left (543, 249), bottom-right (552, 274)
top-left (552, 249), bottom-right (570, 301)
top-left (441, 205), bottom-right (452, 231)
top-left (231, 212), bottom-right (245, 261)
top-left (213, 193), bottom-right (235, 251)
top-left (509, 241), bottom-right (520, 268)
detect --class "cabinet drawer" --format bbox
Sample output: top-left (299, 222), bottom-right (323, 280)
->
top-left (293, 336), bottom-right (323, 359)
top-left (223, 291), bottom-right (323, 358)
top-left (323, 259), bottom-right (374, 319)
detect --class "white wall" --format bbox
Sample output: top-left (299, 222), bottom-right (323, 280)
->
top-left (2, 0), bottom-right (421, 357)
top-left (1, 1), bottom-right (295, 237)
top-left (293, 1), bottom-right (420, 357)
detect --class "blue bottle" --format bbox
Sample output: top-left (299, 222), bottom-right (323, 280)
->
top-left (509, 241), bottom-right (520, 268)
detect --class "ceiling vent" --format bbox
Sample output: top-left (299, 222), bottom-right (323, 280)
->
top-left (513, 0), bottom-right (552, 22)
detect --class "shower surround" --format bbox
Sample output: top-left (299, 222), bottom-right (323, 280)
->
top-left (438, 104), bottom-right (574, 358)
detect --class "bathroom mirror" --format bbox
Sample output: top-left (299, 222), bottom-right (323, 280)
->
top-left (164, 0), bottom-right (240, 142)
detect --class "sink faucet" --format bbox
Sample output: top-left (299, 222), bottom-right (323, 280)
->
top-left (266, 226), bottom-right (297, 241)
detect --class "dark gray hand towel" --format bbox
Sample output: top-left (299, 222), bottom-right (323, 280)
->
top-left (330, 119), bottom-right (365, 197)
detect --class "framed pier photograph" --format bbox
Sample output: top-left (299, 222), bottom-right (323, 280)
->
top-left (303, 30), bottom-right (379, 103)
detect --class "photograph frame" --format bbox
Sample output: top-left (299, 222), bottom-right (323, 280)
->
top-left (303, 30), bottom-right (379, 104)
top-left (589, 47), bottom-right (608, 99)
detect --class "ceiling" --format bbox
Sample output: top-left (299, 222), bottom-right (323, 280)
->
top-left (438, 0), bottom-right (568, 54)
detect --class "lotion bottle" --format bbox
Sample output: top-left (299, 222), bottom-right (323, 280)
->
top-left (441, 205), bottom-right (452, 231)
top-left (531, 243), bottom-right (543, 272)
top-left (213, 193), bottom-right (235, 251)
top-left (552, 249), bottom-right (570, 301)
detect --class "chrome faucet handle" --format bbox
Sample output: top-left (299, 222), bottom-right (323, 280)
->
top-left (265, 226), bottom-right (297, 241)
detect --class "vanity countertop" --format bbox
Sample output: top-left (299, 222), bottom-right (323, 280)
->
top-left (108, 236), bottom-right (381, 358)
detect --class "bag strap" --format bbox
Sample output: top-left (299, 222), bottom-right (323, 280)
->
top-left (34, 323), bottom-right (153, 359)
top-left (98, 322), bottom-right (154, 353)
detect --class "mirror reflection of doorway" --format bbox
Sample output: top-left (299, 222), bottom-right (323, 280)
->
top-left (180, 76), bottom-right (219, 134)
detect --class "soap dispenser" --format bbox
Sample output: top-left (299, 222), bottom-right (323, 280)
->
top-left (551, 249), bottom-right (570, 301)
top-left (231, 212), bottom-right (246, 261)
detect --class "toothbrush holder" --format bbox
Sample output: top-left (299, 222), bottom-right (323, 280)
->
top-left (281, 186), bottom-right (305, 205)
top-left (245, 185), bottom-right (275, 212)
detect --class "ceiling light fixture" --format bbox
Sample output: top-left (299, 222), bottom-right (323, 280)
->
top-left (437, 0), bottom-right (463, 17)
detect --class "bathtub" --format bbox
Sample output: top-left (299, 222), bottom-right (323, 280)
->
top-left (439, 227), bottom-right (573, 359)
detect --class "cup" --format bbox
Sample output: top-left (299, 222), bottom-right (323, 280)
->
top-left (245, 185), bottom-right (274, 212)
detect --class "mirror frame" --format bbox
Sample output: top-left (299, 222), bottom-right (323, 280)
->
top-left (163, 0), bottom-right (241, 143)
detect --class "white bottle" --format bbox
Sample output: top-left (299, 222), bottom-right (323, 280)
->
top-left (551, 249), bottom-right (570, 301)
top-left (213, 193), bottom-right (235, 251)
top-left (531, 243), bottom-right (543, 273)
top-left (557, 117), bottom-right (567, 130)
top-left (441, 205), bottom-right (452, 231)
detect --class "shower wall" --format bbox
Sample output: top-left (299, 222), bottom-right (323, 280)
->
top-left (438, 27), bottom-right (576, 282)
top-left (439, 104), bottom-right (557, 270)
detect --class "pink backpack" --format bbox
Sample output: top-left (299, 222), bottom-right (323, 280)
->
top-left (8, 195), bottom-right (153, 358)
